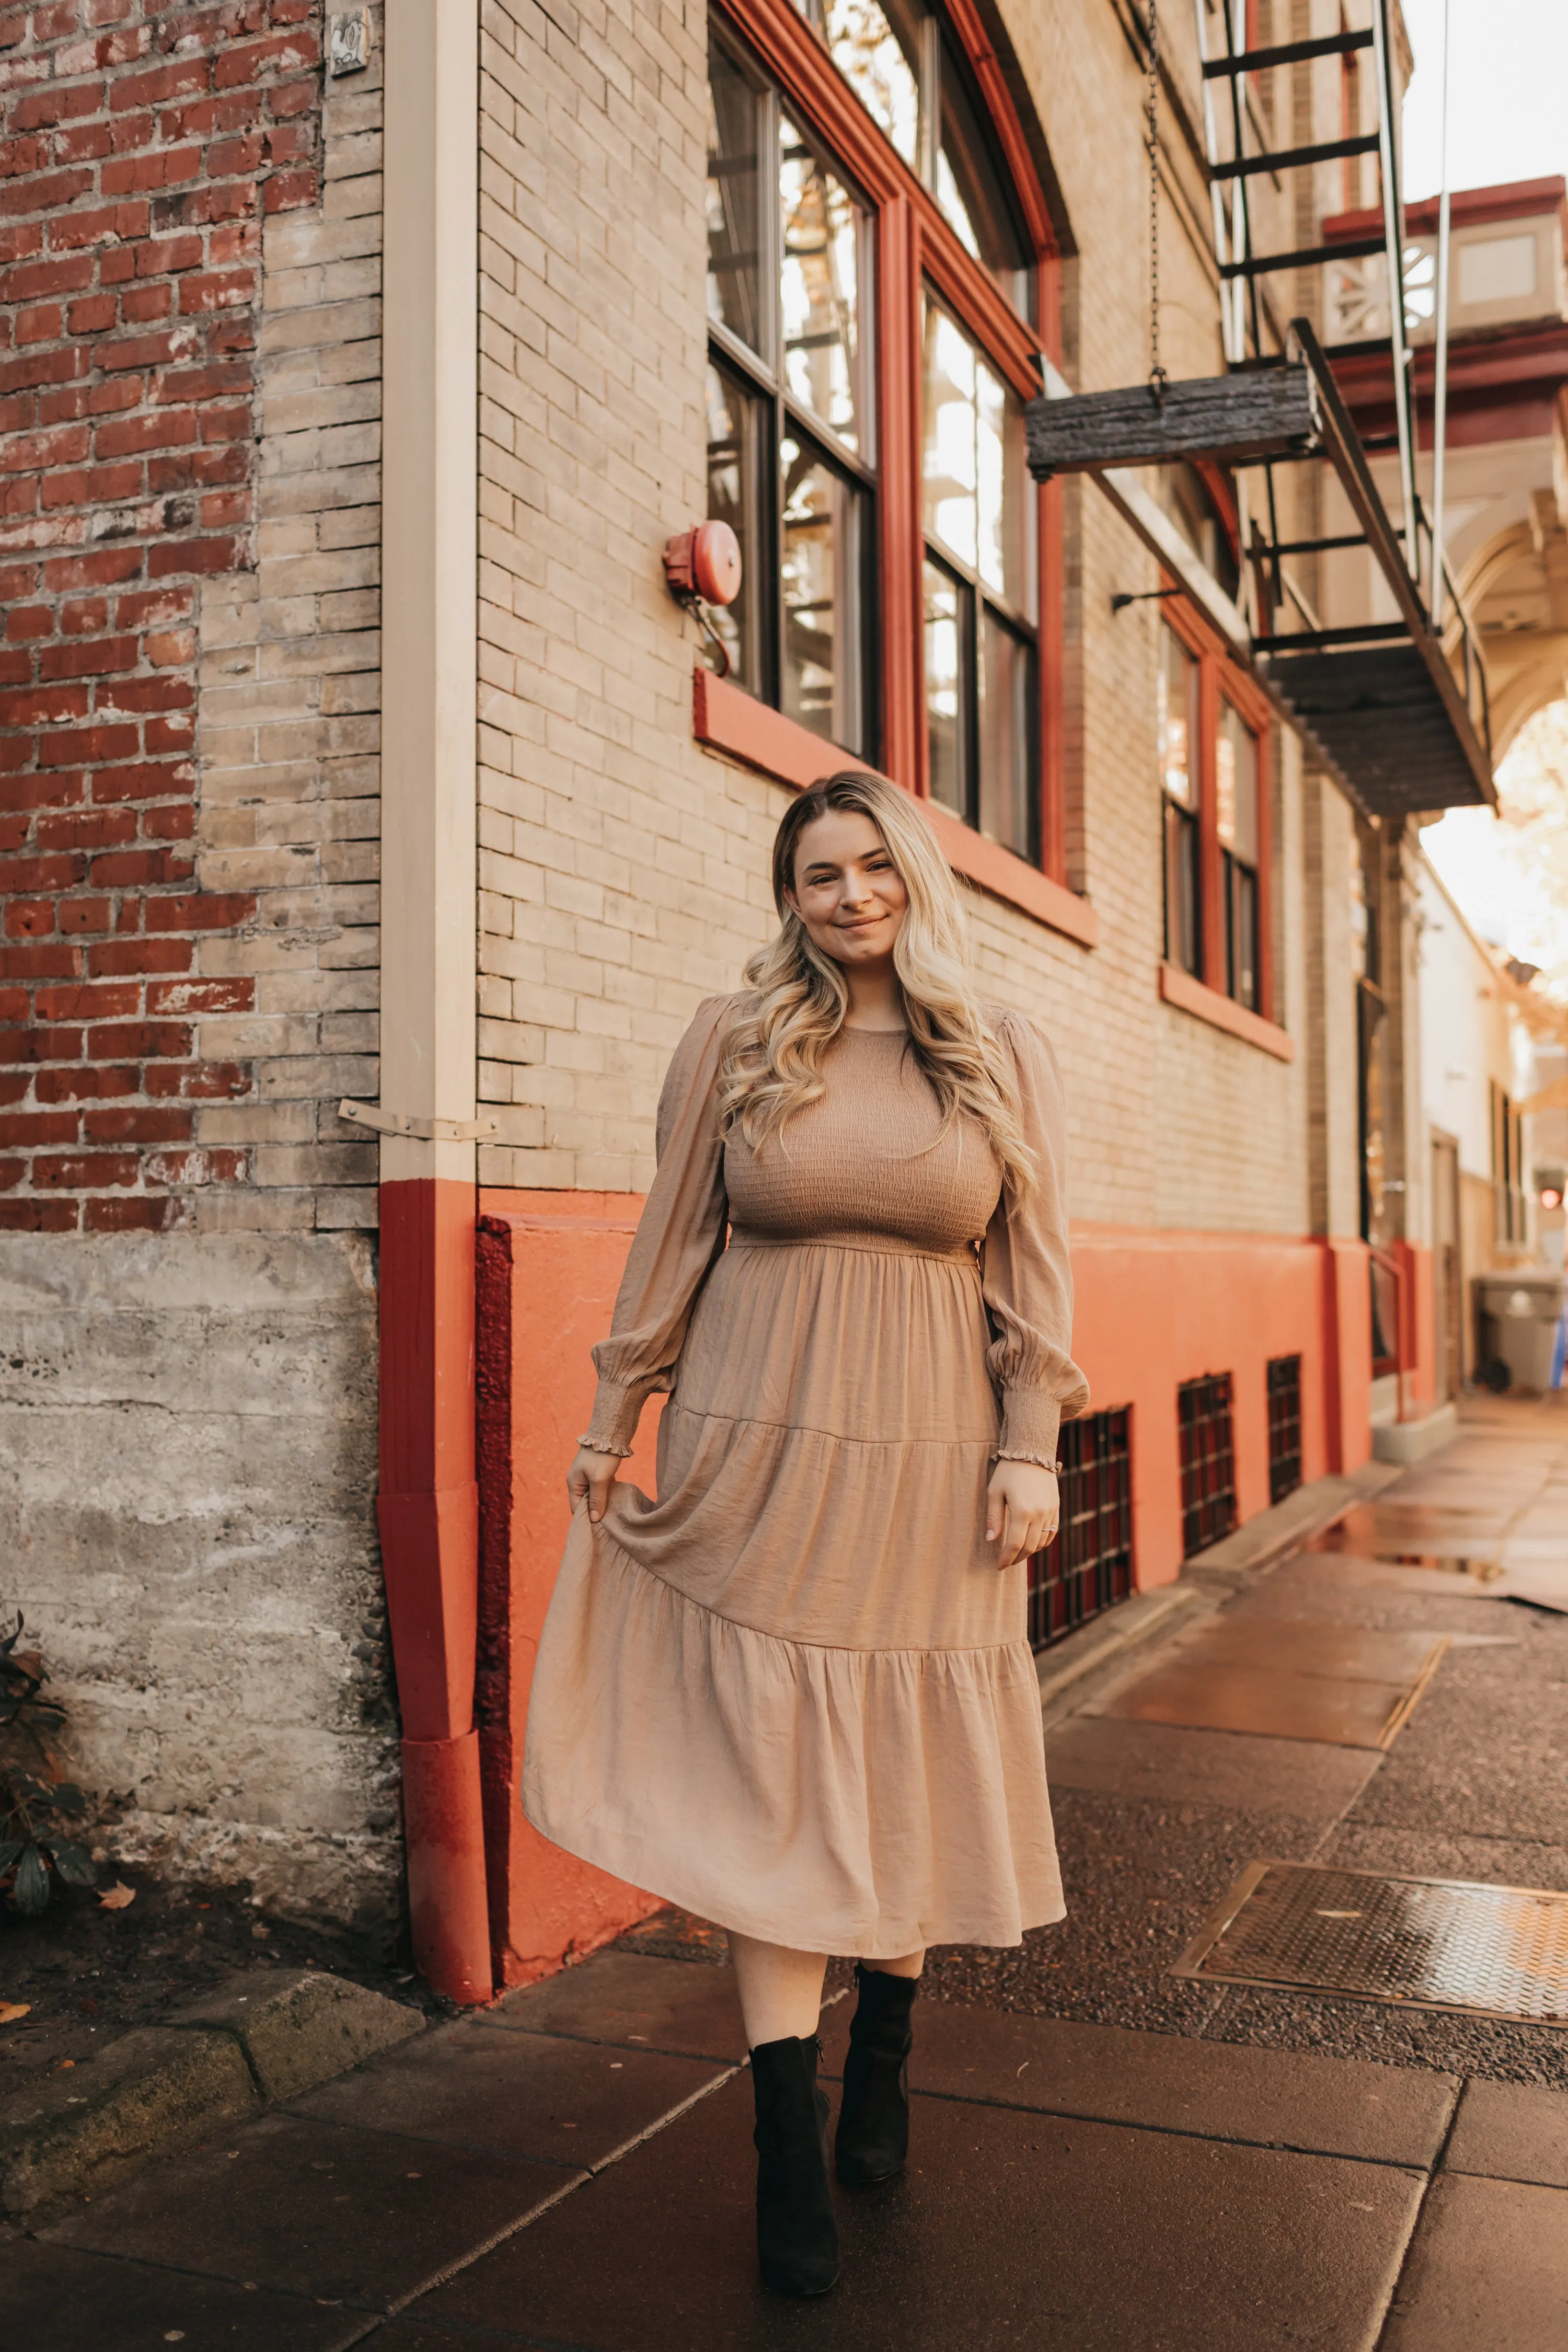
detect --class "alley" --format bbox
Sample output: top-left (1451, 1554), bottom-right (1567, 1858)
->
top-left (14, 1400), bottom-right (1568, 2351)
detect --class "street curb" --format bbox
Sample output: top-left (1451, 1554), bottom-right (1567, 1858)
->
top-left (0, 1968), bottom-right (422, 2218)
top-left (1181, 1458), bottom-right (1401, 1587)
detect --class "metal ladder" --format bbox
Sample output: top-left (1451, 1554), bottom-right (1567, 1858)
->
top-left (1192, 1), bottom-right (1420, 622)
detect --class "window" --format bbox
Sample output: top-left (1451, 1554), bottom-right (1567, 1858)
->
top-left (1027, 1407), bottom-right (1134, 1650)
top-left (1217, 699), bottom-right (1259, 1011)
top-left (1159, 627), bottom-right (1201, 976)
top-left (921, 301), bottom-right (1037, 858)
top-left (702, 0), bottom-right (1066, 881)
top-left (791, 0), bottom-right (1034, 317)
top-left (1178, 1373), bottom-right (1237, 1558)
top-left (1158, 611), bottom-right (1272, 1019)
top-left (707, 37), bottom-right (877, 752)
top-left (1266, 1355), bottom-right (1302, 1505)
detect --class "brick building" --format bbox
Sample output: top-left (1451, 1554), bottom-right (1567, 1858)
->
top-left (4, 1), bottom-right (1559, 1998)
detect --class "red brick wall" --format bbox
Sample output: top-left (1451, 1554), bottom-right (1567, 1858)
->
top-left (0, 0), bottom-right (321, 1231)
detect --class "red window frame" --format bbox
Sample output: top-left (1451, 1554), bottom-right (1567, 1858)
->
top-left (705, 0), bottom-right (1070, 887)
top-left (1160, 590), bottom-right (1276, 1031)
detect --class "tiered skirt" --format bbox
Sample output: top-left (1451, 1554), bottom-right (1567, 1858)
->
top-left (521, 1235), bottom-right (1064, 1955)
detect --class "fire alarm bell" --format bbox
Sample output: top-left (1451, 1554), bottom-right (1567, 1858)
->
top-left (663, 521), bottom-right (742, 608)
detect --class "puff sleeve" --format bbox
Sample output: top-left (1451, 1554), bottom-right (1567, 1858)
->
top-left (979, 1012), bottom-right (1091, 1466)
top-left (579, 995), bottom-right (733, 1456)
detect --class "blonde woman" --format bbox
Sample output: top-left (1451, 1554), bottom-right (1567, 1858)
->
top-left (523, 770), bottom-right (1088, 2297)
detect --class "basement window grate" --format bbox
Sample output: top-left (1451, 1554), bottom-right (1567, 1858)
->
top-left (1266, 1353), bottom-right (1303, 1505)
top-left (1178, 1372), bottom-right (1237, 1556)
top-left (1028, 1406), bottom-right (1134, 1652)
top-left (1172, 1861), bottom-right (1568, 2026)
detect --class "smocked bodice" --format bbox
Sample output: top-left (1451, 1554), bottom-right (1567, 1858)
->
top-left (722, 1028), bottom-right (1002, 1257)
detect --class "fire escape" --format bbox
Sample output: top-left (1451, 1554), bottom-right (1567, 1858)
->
top-left (1026, 0), bottom-right (1495, 822)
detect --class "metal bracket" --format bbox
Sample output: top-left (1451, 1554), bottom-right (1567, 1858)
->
top-left (337, 1100), bottom-right (500, 1143)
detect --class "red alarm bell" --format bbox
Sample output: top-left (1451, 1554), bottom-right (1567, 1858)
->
top-left (663, 520), bottom-right (743, 608)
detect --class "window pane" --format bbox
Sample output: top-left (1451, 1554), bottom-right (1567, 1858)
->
top-left (1165, 801), bottom-right (1201, 975)
top-left (780, 120), bottom-right (863, 452)
top-left (977, 607), bottom-right (1035, 859)
top-left (707, 45), bottom-right (764, 355)
top-left (1228, 858), bottom-right (1259, 1010)
top-left (821, 0), bottom-right (923, 167)
top-left (706, 361), bottom-right (765, 696)
top-left (923, 558), bottom-right (965, 813)
top-left (782, 433), bottom-right (864, 748)
top-left (1158, 627), bottom-right (1198, 809)
top-left (976, 358), bottom-right (1030, 611)
top-left (938, 48), bottom-right (1033, 320)
top-left (923, 304), bottom-right (977, 568)
top-left (923, 304), bottom-right (1028, 612)
top-left (1216, 701), bottom-right (1259, 864)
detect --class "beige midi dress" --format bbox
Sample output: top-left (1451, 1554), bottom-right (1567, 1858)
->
top-left (521, 993), bottom-right (1090, 1957)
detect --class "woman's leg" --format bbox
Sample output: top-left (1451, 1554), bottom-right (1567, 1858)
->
top-left (727, 1931), bottom-right (828, 2046)
top-left (836, 1949), bottom-right (924, 2185)
top-left (861, 1947), bottom-right (924, 1978)
top-left (729, 1932), bottom-right (838, 2296)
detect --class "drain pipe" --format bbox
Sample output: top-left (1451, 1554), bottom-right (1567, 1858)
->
top-left (373, 0), bottom-right (491, 2004)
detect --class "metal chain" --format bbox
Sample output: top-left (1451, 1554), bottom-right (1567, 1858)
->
top-left (1145, 0), bottom-right (1168, 401)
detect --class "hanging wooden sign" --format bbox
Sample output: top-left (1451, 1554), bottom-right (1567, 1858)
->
top-left (1025, 365), bottom-right (1321, 480)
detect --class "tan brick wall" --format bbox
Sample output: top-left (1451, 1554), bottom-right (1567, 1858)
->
top-left (472, 0), bottom-right (1354, 1248)
top-left (193, 19), bottom-right (383, 1231)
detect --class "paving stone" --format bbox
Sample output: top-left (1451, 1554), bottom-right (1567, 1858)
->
top-left (289, 2016), bottom-right (732, 2169)
top-left (817, 2000), bottom-right (1456, 2166)
top-left (40, 2109), bottom-right (574, 2313)
top-left (169, 1968), bottom-right (423, 2104)
top-left (6, 2240), bottom-right (366, 2352)
top-left (412, 2068), bottom-right (1424, 2351)
top-left (1045, 1717), bottom-right (1381, 1818)
top-left (1380, 2173), bottom-right (1568, 2349)
top-left (1443, 2077), bottom-right (1568, 2187)
top-left (484, 1947), bottom-right (747, 2061)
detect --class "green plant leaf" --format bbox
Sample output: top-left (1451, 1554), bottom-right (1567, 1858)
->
top-left (42, 1782), bottom-right (86, 1815)
top-left (11, 1843), bottom-right (50, 1915)
top-left (0, 1839), bottom-right (22, 1875)
top-left (43, 1839), bottom-right (97, 1887)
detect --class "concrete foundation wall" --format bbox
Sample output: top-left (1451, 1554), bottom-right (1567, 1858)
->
top-left (0, 1228), bottom-right (397, 1928)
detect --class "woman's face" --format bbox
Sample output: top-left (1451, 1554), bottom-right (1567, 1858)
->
top-left (784, 808), bottom-right (909, 970)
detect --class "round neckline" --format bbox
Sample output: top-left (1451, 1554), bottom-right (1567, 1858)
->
top-left (837, 1024), bottom-right (910, 1040)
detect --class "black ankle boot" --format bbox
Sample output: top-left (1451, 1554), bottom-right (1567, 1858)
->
top-left (750, 2034), bottom-right (839, 2297)
top-left (834, 1964), bottom-right (916, 2186)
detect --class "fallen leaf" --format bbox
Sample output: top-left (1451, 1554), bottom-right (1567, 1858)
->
top-left (0, 2002), bottom-right (30, 2026)
top-left (98, 1882), bottom-right (136, 1910)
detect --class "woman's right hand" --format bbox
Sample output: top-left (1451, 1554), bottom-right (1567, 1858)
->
top-left (568, 1445), bottom-right (623, 1524)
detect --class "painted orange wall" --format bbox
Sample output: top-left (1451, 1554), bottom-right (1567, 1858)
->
top-left (476, 1191), bottom-right (1375, 1974)
top-left (476, 1194), bottom-right (666, 1986)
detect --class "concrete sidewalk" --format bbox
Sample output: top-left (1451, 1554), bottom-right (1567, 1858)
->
top-left (13, 1400), bottom-right (1568, 2349)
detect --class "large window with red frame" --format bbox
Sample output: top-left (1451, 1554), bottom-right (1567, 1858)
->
top-left (704, 0), bottom-right (1053, 869)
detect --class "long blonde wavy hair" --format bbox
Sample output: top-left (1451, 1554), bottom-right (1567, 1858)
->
top-left (717, 771), bottom-right (1035, 1195)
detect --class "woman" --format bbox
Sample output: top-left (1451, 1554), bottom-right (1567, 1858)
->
top-left (523, 770), bottom-right (1088, 2297)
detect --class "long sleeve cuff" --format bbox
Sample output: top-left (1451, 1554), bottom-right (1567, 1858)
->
top-left (581, 1377), bottom-right (644, 1457)
top-left (997, 1388), bottom-right (1063, 1468)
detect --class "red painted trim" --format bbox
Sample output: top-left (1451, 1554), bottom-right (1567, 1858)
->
top-left (694, 667), bottom-right (1097, 945)
top-left (1159, 961), bottom-right (1295, 1061)
top-left (1325, 177), bottom-right (1567, 244)
top-left (878, 194), bottom-right (921, 793)
top-left (378, 1175), bottom-right (492, 2004)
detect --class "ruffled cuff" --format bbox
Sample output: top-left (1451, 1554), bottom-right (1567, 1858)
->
top-left (998, 1388), bottom-right (1062, 1468)
top-left (580, 1377), bottom-right (644, 1457)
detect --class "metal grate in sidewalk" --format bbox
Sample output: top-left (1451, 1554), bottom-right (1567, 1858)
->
top-left (1173, 1861), bottom-right (1568, 2025)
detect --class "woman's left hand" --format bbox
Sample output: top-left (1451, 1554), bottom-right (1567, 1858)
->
top-left (985, 1460), bottom-right (1059, 1570)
